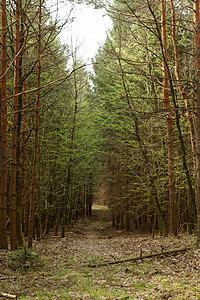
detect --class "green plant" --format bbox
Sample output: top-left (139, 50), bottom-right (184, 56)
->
top-left (7, 245), bottom-right (43, 270)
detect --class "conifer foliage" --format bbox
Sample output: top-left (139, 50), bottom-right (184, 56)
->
top-left (92, 0), bottom-right (200, 238)
top-left (0, 0), bottom-right (99, 249)
top-left (1, 0), bottom-right (200, 250)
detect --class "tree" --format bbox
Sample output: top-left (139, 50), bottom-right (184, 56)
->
top-left (193, 0), bottom-right (200, 244)
top-left (169, 0), bottom-right (196, 232)
top-left (28, 0), bottom-right (42, 249)
top-left (0, 0), bottom-right (8, 249)
top-left (10, 0), bottom-right (21, 251)
top-left (161, 0), bottom-right (177, 236)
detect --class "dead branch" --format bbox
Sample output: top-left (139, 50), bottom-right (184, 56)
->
top-left (3, 64), bottom-right (86, 102)
top-left (0, 292), bottom-right (17, 299)
top-left (88, 246), bottom-right (192, 267)
top-left (0, 277), bottom-right (16, 280)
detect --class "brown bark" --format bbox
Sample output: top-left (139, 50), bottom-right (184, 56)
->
top-left (21, 51), bottom-right (29, 237)
top-left (0, 0), bottom-right (8, 249)
top-left (170, 0), bottom-right (196, 154)
top-left (16, 16), bottom-right (24, 248)
top-left (161, 0), bottom-right (177, 236)
top-left (170, 0), bottom-right (197, 222)
top-left (28, 0), bottom-right (41, 248)
top-left (10, 0), bottom-right (21, 251)
top-left (193, 0), bottom-right (200, 244)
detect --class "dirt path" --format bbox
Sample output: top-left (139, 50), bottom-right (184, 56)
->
top-left (71, 205), bottom-right (112, 237)
top-left (1, 205), bottom-right (200, 299)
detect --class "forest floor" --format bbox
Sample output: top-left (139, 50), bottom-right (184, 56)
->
top-left (0, 205), bottom-right (200, 299)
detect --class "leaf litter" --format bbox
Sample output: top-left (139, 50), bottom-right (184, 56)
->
top-left (0, 205), bottom-right (199, 299)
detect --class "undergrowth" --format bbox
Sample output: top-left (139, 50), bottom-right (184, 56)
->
top-left (7, 246), bottom-right (43, 270)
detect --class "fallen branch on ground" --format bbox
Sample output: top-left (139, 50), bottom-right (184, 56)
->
top-left (0, 292), bottom-right (17, 299)
top-left (0, 277), bottom-right (17, 280)
top-left (88, 246), bottom-right (192, 267)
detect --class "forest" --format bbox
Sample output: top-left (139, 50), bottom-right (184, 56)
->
top-left (0, 0), bottom-right (200, 299)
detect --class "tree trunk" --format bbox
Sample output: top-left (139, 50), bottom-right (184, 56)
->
top-left (10, 0), bottom-right (21, 250)
top-left (61, 62), bottom-right (78, 236)
top-left (16, 15), bottom-right (24, 248)
top-left (28, 0), bottom-right (41, 248)
top-left (170, 0), bottom-right (197, 225)
top-left (21, 50), bottom-right (28, 236)
top-left (161, 0), bottom-right (177, 236)
top-left (193, 0), bottom-right (200, 244)
top-left (0, 0), bottom-right (8, 249)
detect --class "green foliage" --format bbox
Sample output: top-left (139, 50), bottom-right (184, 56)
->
top-left (7, 246), bottom-right (43, 270)
top-left (90, 0), bottom-right (196, 233)
top-left (2, 0), bottom-right (196, 244)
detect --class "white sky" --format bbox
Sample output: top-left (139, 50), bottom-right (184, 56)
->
top-left (48, 1), bottom-right (112, 64)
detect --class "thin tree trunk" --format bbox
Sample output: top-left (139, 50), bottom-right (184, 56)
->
top-left (16, 15), bottom-right (24, 248)
top-left (170, 0), bottom-right (197, 224)
top-left (10, 0), bottom-right (21, 250)
top-left (161, 0), bottom-right (177, 236)
top-left (28, 0), bottom-right (41, 248)
top-left (170, 0), bottom-right (196, 154)
top-left (21, 50), bottom-right (28, 236)
top-left (0, 0), bottom-right (8, 249)
top-left (193, 0), bottom-right (200, 244)
top-left (61, 62), bottom-right (78, 237)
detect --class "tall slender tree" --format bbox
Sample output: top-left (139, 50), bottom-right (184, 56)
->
top-left (193, 0), bottom-right (200, 244)
top-left (15, 11), bottom-right (25, 248)
top-left (21, 50), bottom-right (28, 237)
top-left (0, 0), bottom-right (8, 249)
top-left (161, 0), bottom-right (177, 236)
top-left (10, 0), bottom-right (21, 250)
top-left (28, 0), bottom-right (42, 248)
top-left (170, 0), bottom-right (196, 225)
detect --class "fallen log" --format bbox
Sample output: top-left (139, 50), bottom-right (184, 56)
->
top-left (88, 246), bottom-right (191, 267)
top-left (0, 292), bottom-right (17, 299)
top-left (0, 277), bottom-right (17, 280)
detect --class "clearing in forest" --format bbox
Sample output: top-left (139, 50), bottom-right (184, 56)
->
top-left (0, 205), bottom-right (200, 299)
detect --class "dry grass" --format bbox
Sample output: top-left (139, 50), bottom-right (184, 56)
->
top-left (0, 206), bottom-right (200, 299)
